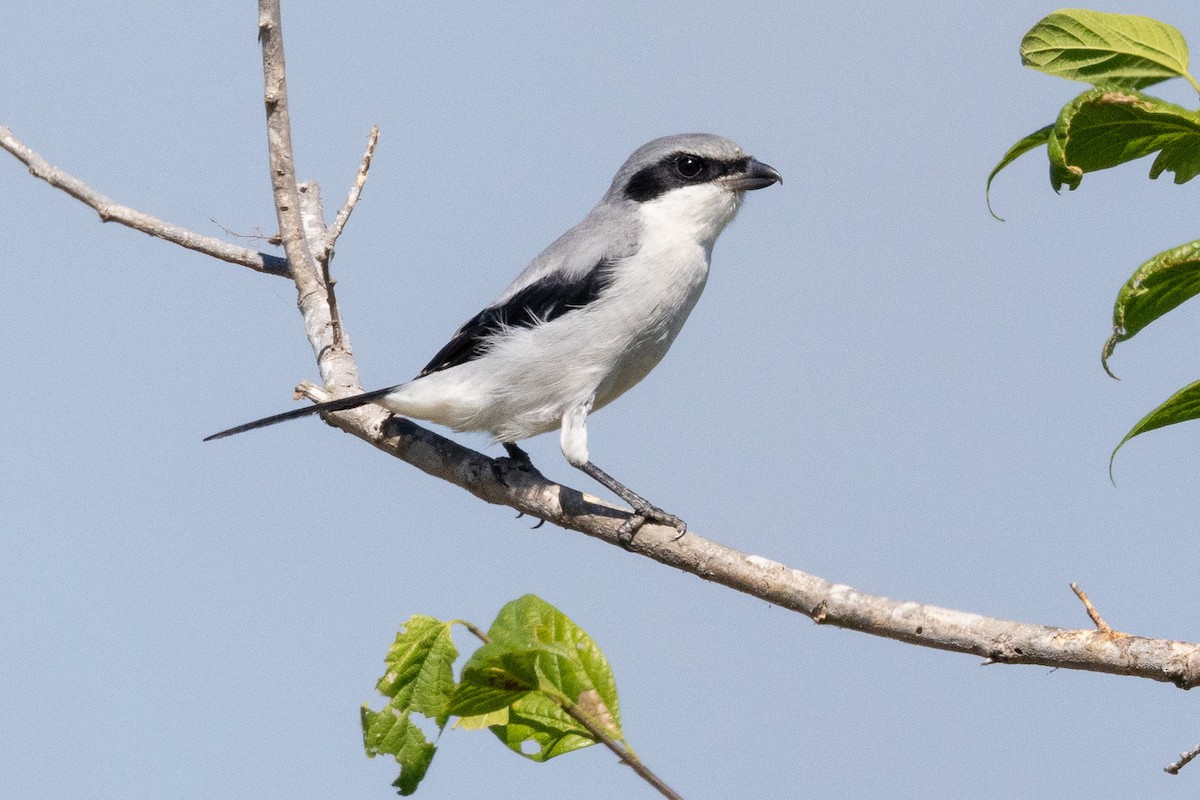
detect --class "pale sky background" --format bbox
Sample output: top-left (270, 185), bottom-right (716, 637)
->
top-left (5, 2), bottom-right (1200, 798)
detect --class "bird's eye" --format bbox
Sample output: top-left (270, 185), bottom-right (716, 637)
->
top-left (674, 155), bottom-right (706, 179)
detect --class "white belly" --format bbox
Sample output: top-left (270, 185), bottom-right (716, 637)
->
top-left (382, 245), bottom-right (711, 443)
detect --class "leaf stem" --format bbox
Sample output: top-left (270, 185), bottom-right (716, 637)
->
top-left (559, 700), bottom-right (683, 800)
top-left (1186, 71), bottom-right (1200, 97)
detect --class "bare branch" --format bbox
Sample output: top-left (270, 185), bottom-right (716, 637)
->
top-left (1165, 743), bottom-right (1200, 775)
top-left (281, 380), bottom-right (1200, 689)
top-left (0, 125), bottom-right (288, 277)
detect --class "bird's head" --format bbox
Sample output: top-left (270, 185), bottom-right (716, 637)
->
top-left (605, 133), bottom-right (781, 251)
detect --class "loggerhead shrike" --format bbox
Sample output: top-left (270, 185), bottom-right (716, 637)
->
top-left (207, 133), bottom-right (781, 539)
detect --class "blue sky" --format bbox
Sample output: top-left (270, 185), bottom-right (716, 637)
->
top-left (4, 2), bottom-right (1200, 798)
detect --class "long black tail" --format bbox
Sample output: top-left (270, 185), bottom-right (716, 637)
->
top-left (204, 385), bottom-right (401, 441)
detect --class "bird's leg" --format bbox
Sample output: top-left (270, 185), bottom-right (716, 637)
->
top-left (559, 402), bottom-right (685, 545)
top-left (577, 460), bottom-right (687, 545)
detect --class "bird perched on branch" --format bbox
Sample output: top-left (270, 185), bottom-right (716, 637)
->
top-left (207, 133), bottom-right (781, 540)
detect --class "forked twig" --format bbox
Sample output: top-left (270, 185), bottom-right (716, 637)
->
top-left (323, 124), bottom-right (379, 264)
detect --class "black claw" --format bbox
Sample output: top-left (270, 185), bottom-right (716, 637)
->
top-left (616, 515), bottom-right (645, 549)
top-left (531, 518), bottom-right (546, 530)
top-left (615, 504), bottom-right (687, 547)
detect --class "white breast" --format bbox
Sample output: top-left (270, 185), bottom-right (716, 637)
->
top-left (591, 183), bottom-right (743, 409)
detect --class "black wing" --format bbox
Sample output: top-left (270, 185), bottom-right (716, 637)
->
top-left (416, 260), bottom-right (615, 378)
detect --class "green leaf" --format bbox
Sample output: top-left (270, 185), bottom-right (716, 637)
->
top-left (1021, 9), bottom-right (1193, 89)
top-left (362, 615), bottom-right (459, 795)
top-left (455, 707), bottom-right (509, 731)
top-left (375, 615), bottom-right (459, 725)
top-left (1149, 139), bottom-right (1200, 184)
top-left (1046, 88), bottom-right (1200, 191)
top-left (449, 595), bottom-right (623, 761)
top-left (1111, 380), bottom-right (1200, 473)
top-left (493, 691), bottom-right (599, 762)
top-left (445, 677), bottom-right (530, 718)
top-left (987, 125), bottom-right (1053, 220)
top-left (1103, 239), bottom-right (1200, 374)
top-left (492, 595), bottom-right (620, 724)
top-left (361, 706), bottom-right (437, 796)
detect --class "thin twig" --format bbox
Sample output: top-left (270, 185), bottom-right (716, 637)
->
top-left (463, 624), bottom-right (684, 799)
top-left (323, 124), bottom-right (379, 263)
top-left (1164, 743), bottom-right (1200, 774)
top-left (1070, 582), bottom-right (1113, 633)
top-left (314, 125), bottom-right (378, 350)
top-left (0, 126), bottom-right (289, 277)
top-left (461, 621), bottom-right (490, 643)
top-left (322, 257), bottom-right (345, 349)
top-left (208, 217), bottom-right (276, 244)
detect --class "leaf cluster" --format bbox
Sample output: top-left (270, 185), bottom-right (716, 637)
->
top-left (988, 8), bottom-right (1200, 464)
top-left (361, 595), bottom-right (625, 795)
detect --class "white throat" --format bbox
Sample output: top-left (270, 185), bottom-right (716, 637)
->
top-left (637, 184), bottom-right (743, 256)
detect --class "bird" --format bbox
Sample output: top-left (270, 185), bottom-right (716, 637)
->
top-left (206, 133), bottom-right (781, 540)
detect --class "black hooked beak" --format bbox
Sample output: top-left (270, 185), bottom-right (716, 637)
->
top-left (722, 157), bottom-right (782, 192)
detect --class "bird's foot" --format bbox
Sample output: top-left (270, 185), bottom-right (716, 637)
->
top-left (502, 442), bottom-right (533, 466)
top-left (616, 503), bottom-right (687, 548)
top-left (492, 442), bottom-right (541, 486)
top-left (576, 460), bottom-right (687, 547)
